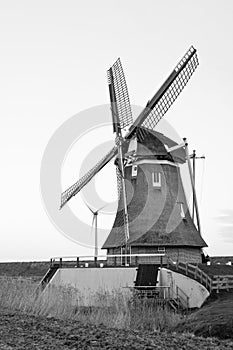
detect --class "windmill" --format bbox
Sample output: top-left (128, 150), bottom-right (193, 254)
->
top-left (60, 46), bottom-right (207, 265)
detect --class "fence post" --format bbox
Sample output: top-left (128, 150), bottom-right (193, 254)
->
top-left (217, 276), bottom-right (220, 293)
top-left (76, 257), bottom-right (79, 268)
top-left (200, 271), bottom-right (203, 284)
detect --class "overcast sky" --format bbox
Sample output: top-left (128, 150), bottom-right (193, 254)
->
top-left (1, 0), bottom-right (233, 261)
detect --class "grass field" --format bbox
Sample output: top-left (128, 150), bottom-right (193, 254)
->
top-left (0, 261), bottom-right (50, 279)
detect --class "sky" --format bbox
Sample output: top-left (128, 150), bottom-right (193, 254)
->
top-left (1, 0), bottom-right (233, 261)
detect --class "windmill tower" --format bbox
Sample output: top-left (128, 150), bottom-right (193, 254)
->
top-left (60, 46), bottom-right (207, 266)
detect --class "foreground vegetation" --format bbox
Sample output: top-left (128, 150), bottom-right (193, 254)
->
top-left (0, 276), bottom-right (232, 341)
top-left (0, 276), bottom-right (182, 332)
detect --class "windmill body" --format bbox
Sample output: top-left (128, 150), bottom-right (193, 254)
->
top-left (102, 128), bottom-right (207, 265)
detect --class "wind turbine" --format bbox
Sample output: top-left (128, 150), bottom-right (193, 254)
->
top-left (85, 203), bottom-right (106, 261)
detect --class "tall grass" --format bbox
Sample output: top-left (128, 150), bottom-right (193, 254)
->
top-left (0, 276), bottom-right (182, 331)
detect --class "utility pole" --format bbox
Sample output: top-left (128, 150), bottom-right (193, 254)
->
top-left (190, 150), bottom-right (205, 221)
top-left (184, 139), bottom-right (202, 235)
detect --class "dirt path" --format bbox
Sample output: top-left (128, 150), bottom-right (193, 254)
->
top-left (0, 308), bottom-right (233, 350)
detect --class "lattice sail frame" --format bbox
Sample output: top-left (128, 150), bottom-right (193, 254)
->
top-left (126, 46), bottom-right (199, 139)
top-left (60, 145), bottom-right (118, 208)
top-left (116, 167), bottom-right (122, 200)
top-left (60, 46), bottom-right (199, 209)
top-left (107, 58), bottom-right (133, 131)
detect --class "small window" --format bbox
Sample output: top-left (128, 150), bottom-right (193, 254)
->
top-left (131, 164), bottom-right (138, 178)
top-left (158, 247), bottom-right (165, 253)
top-left (152, 172), bottom-right (161, 188)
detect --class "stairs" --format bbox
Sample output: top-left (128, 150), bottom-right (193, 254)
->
top-left (40, 264), bottom-right (59, 289)
top-left (168, 298), bottom-right (180, 311)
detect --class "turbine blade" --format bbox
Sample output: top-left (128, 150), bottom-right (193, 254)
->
top-left (126, 46), bottom-right (199, 140)
top-left (60, 145), bottom-right (118, 208)
top-left (84, 201), bottom-right (95, 214)
top-left (95, 204), bottom-right (108, 214)
top-left (91, 214), bottom-right (95, 234)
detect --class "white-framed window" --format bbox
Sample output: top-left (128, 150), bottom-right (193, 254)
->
top-left (158, 247), bottom-right (165, 253)
top-left (131, 164), bottom-right (138, 178)
top-left (152, 172), bottom-right (161, 188)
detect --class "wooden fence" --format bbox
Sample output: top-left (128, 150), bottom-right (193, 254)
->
top-left (167, 259), bottom-right (233, 293)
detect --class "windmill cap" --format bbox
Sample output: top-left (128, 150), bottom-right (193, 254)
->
top-left (127, 127), bottom-right (186, 163)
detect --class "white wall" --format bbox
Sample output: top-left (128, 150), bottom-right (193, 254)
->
top-left (159, 268), bottom-right (209, 308)
top-left (49, 267), bottom-right (137, 306)
top-left (48, 266), bottom-right (209, 308)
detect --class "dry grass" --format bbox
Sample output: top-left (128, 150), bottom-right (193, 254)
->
top-left (0, 276), bottom-right (182, 331)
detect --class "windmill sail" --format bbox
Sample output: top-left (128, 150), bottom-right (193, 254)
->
top-left (126, 46), bottom-right (198, 140)
top-left (107, 58), bottom-right (133, 132)
top-left (107, 58), bottom-right (132, 243)
top-left (60, 145), bottom-right (117, 208)
top-left (116, 167), bottom-right (122, 200)
top-left (60, 47), bottom-right (199, 212)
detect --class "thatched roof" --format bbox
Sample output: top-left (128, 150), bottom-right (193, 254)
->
top-left (135, 128), bottom-right (186, 163)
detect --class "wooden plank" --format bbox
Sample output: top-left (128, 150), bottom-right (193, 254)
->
top-left (212, 280), bottom-right (233, 286)
top-left (213, 275), bottom-right (233, 279)
top-left (212, 285), bottom-right (233, 290)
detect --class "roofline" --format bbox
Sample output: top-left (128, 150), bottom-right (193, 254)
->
top-left (102, 243), bottom-right (208, 249)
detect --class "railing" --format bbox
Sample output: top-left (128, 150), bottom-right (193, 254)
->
top-left (50, 253), bottom-right (165, 268)
top-left (166, 258), bottom-right (213, 291)
top-left (125, 285), bottom-right (173, 306)
top-left (166, 258), bottom-right (233, 293)
top-left (211, 275), bottom-right (233, 292)
top-left (125, 285), bottom-right (189, 310)
top-left (129, 285), bottom-right (171, 299)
